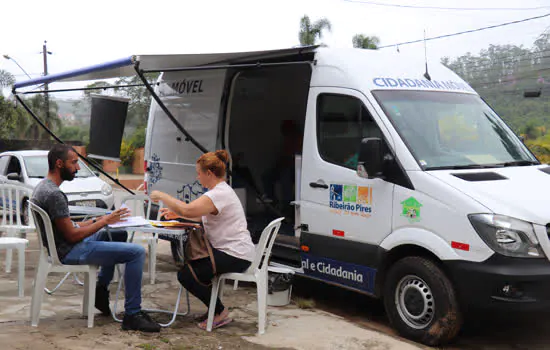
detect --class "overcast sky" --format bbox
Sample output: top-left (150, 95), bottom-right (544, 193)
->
top-left (2, 0), bottom-right (549, 99)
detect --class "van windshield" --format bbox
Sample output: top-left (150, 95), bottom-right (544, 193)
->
top-left (24, 156), bottom-right (94, 178)
top-left (372, 90), bottom-right (538, 170)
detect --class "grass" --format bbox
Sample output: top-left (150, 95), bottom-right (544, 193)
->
top-left (137, 344), bottom-right (157, 350)
top-left (294, 297), bottom-right (315, 309)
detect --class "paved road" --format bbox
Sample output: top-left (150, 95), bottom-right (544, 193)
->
top-left (292, 275), bottom-right (550, 349)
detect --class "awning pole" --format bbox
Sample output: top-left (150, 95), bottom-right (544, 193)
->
top-left (134, 63), bottom-right (209, 154)
top-left (13, 94), bottom-right (135, 195)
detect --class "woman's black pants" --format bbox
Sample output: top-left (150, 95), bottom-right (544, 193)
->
top-left (177, 248), bottom-right (251, 315)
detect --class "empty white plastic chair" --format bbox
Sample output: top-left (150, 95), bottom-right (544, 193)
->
top-left (29, 201), bottom-right (98, 328)
top-left (206, 217), bottom-right (284, 334)
top-left (119, 194), bottom-right (162, 284)
top-left (0, 184), bottom-right (35, 273)
top-left (0, 236), bottom-right (29, 297)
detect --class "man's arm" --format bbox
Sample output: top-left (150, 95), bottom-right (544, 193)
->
top-left (54, 208), bottom-right (130, 244)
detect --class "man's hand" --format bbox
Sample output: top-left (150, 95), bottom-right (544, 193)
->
top-left (159, 208), bottom-right (180, 220)
top-left (149, 190), bottom-right (165, 203)
top-left (103, 208), bottom-right (131, 225)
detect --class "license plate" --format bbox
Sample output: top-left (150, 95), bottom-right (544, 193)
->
top-left (75, 200), bottom-right (96, 207)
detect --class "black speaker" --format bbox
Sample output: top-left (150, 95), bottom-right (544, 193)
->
top-left (88, 94), bottom-right (129, 161)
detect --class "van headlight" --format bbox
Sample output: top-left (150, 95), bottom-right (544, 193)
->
top-left (101, 183), bottom-right (113, 196)
top-left (469, 214), bottom-right (544, 258)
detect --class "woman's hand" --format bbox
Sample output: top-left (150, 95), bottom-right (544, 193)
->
top-left (103, 208), bottom-right (131, 225)
top-left (159, 208), bottom-right (180, 220)
top-left (149, 190), bottom-right (166, 202)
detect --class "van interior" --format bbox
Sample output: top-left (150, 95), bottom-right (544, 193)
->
top-left (225, 64), bottom-right (312, 241)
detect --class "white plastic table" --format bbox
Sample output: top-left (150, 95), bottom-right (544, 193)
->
top-left (110, 224), bottom-right (191, 327)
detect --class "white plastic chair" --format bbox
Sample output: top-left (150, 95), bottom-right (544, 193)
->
top-left (0, 236), bottom-right (29, 297)
top-left (29, 201), bottom-right (98, 328)
top-left (206, 217), bottom-right (284, 334)
top-left (119, 194), bottom-right (162, 284)
top-left (0, 184), bottom-right (35, 273)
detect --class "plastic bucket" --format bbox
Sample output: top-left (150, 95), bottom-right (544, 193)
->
top-left (267, 266), bottom-right (294, 307)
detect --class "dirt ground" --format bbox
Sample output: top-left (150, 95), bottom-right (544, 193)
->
top-left (0, 232), bottom-right (421, 350)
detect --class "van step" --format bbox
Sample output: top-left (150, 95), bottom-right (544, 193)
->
top-left (275, 235), bottom-right (300, 249)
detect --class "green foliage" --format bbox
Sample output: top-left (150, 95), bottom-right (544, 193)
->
top-left (128, 127), bottom-right (146, 148)
top-left (119, 139), bottom-right (135, 166)
top-left (442, 29), bottom-right (550, 162)
top-left (294, 297), bottom-right (315, 309)
top-left (0, 96), bottom-right (19, 139)
top-left (352, 34), bottom-right (380, 49)
top-left (298, 15), bottom-right (332, 46)
top-left (114, 73), bottom-right (159, 128)
top-left (57, 125), bottom-right (88, 143)
top-left (0, 69), bottom-right (15, 88)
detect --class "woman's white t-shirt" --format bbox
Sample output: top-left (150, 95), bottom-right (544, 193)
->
top-left (202, 181), bottom-right (254, 261)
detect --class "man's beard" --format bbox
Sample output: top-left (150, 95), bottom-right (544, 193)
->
top-left (60, 166), bottom-right (76, 181)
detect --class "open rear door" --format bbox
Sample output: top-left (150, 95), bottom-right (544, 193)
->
top-left (145, 70), bottom-right (227, 202)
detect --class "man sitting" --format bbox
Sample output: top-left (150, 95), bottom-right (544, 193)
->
top-left (31, 144), bottom-right (160, 332)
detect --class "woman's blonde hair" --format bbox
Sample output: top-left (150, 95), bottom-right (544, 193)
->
top-left (197, 150), bottom-right (229, 178)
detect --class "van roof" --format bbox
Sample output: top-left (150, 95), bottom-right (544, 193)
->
top-left (313, 48), bottom-right (476, 94)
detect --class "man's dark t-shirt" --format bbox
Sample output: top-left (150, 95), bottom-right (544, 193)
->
top-left (31, 179), bottom-right (74, 260)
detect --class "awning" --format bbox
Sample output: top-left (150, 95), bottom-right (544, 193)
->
top-left (14, 46), bottom-right (317, 89)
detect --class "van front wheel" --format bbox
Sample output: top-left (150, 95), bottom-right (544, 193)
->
top-left (383, 256), bottom-right (462, 346)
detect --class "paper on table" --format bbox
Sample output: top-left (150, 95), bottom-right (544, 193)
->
top-left (120, 202), bottom-right (132, 215)
top-left (108, 216), bottom-right (150, 228)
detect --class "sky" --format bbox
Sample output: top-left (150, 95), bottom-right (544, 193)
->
top-left (1, 0), bottom-right (549, 99)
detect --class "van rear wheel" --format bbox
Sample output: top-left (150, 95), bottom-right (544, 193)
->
top-left (383, 256), bottom-right (462, 346)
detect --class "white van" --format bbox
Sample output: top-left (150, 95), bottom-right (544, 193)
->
top-left (12, 46), bottom-right (548, 346)
top-left (142, 47), bottom-right (548, 345)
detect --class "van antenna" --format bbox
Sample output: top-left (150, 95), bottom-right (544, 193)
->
top-left (423, 29), bottom-right (432, 81)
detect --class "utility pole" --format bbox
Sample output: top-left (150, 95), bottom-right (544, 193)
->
top-left (42, 40), bottom-right (52, 140)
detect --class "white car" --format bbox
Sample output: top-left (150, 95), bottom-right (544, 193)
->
top-left (0, 150), bottom-right (115, 214)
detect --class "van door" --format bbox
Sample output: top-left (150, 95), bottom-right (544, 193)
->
top-left (300, 88), bottom-right (394, 294)
top-left (145, 70), bottom-right (226, 202)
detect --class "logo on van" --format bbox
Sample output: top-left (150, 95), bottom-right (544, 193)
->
top-left (401, 196), bottom-right (422, 223)
top-left (329, 184), bottom-right (372, 217)
top-left (177, 181), bottom-right (206, 204)
top-left (170, 79), bottom-right (204, 95)
top-left (149, 154), bottom-right (163, 185)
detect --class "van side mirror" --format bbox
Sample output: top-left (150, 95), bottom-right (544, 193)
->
top-left (7, 172), bottom-right (21, 181)
top-left (357, 138), bottom-right (384, 179)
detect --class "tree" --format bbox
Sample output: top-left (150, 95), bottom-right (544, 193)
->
top-left (22, 94), bottom-right (60, 140)
top-left (0, 70), bottom-right (20, 139)
top-left (441, 29), bottom-right (550, 162)
top-left (352, 34), bottom-right (380, 49)
top-left (298, 15), bottom-right (332, 46)
top-left (0, 69), bottom-right (15, 88)
top-left (114, 73), bottom-right (159, 130)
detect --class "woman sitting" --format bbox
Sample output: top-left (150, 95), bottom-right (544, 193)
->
top-left (150, 150), bottom-right (254, 330)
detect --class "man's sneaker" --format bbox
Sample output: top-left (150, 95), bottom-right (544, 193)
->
top-left (122, 311), bottom-right (161, 332)
top-left (95, 285), bottom-right (111, 316)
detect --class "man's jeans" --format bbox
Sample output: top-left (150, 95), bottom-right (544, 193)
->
top-left (62, 229), bottom-right (146, 315)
